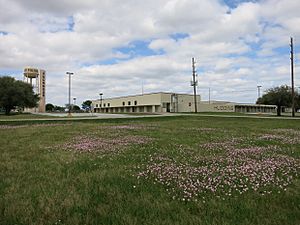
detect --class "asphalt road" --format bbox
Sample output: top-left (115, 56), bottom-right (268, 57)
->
top-left (1, 112), bottom-right (300, 122)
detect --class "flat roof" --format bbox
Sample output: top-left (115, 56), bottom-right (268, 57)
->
top-left (201, 100), bottom-right (276, 107)
top-left (234, 103), bottom-right (277, 107)
top-left (92, 92), bottom-right (198, 101)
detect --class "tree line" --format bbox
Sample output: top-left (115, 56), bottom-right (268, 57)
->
top-left (0, 76), bottom-right (299, 116)
top-left (0, 76), bottom-right (93, 115)
top-left (257, 85), bottom-right (300, 116)
top-left (45, 100), bottom-right (92, 112)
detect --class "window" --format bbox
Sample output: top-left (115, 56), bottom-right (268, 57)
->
top-left (104, 103), bottom-right (106, 107)
top-left (128, 101), bottom-right (131, 105)
top-left (96, 104), bottom-right (98, 107)
top-left (122, 102), bottom-right (125, 106)
top-left (108, 103), bottom-right (110, 107)
top-left (134, 100), bottom-right (137, 105)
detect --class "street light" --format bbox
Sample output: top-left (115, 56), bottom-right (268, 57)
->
top-left (66, 72), bottom-right (74, 117)
top-left (73, 97), bottom-right (76, 112)
top-left (257, 85), bottom-right (262, 113)
top-left (257, 85), bottom-right (262, 99)
top-left (99, 93), bottom-right (103, 113)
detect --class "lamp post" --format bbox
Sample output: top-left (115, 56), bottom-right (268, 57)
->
top-left (73, 97), bottom-right (76, 112)
top-left (66, 72), bottom-right (74, 117)
top-left (257, 85), bottom-right (262, 99)
top-left (208, 87), bottom-right (211, 104)
top-left (99, 93), bottom-right (103, 113)
top-left (257, 85), bottom-right (262, 113)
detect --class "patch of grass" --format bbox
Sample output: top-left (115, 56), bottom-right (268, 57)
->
top-left (0, 113), bottom-right (54, 120)
top-left (192, 111), bottom-right (300, 117)
top-left (0, 116), bottom-right (299, 225)
top-left (102, 112), bottom-right (160, 116)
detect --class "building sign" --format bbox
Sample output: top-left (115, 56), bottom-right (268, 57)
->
top-left (213, 105), bottom-right (234, 111)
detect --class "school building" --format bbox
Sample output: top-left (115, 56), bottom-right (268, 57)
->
top-left (91, 92), bottom-right (277, 114)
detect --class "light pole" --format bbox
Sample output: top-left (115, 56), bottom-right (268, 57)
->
top-left (257, 85), bottom-right (262, 99)
top-left (66, 72), bottom-right (74, 117)
top-left (208, 87), bottom-right (211, 104)
top-left (73, 97), bottom-right (76, 112)
top-left (99, 93), bottom-right (103, 113)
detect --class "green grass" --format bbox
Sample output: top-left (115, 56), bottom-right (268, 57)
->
top-left (0, 116), bottom-right (299, 225)
top-left (0, 113), bottom-right (55, 120)
top-left (193, 111), bottom-right (300, 117)
top-left (100, 112), bottom-right (159, 116)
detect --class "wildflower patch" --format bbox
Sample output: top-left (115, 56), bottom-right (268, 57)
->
top-left (59, 134), bottom-right (152, 153)
top-left (101, 124), bottom-right (158, 130)
top-left (258, 134), bottom-right (300, 144)
top-left (137, 144), bottom-right (300, 201)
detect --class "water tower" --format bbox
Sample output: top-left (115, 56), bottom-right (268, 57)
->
top-left (23, 67), bottom-right (46, 113)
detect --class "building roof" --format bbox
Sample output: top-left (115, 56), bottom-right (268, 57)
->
top-left (92, 92), bottom-right (198, 101)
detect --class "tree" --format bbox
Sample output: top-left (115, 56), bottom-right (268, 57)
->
top-left (256, 85), bottom-right (298, 116)
top-left (46, 103), bottom-right (55, 112)
top-left (296, 95), bottom-right (300, 112)
top-left (0, 76), bottom-right (39, 115)
top-left (53, 105), bottom-right (65, 112)
top-left (82, 100), bottom-right (92, 111)
top-left (73, 105), bottom-right (81, 112)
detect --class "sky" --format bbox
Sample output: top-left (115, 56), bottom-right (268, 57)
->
top-left (0, 0), bottom-right (299, 106)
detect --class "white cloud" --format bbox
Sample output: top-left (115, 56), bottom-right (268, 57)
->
top-left (0, 0), bottom-right (299, 106)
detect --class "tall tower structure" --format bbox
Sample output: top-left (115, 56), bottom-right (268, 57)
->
top-left (23, 67), bottom-right (46, 113)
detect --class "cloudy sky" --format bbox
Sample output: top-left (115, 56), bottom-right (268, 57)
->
top-left (0, 0), bottom-right (299, 106)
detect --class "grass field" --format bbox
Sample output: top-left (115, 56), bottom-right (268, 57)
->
top-left (0, 116), bottom-right (299, 225)
top-left (0, 113), bottom-right (55, 120)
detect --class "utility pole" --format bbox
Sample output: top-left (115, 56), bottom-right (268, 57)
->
top-left (191, 58), bottom-right (198, 113)
top-left (66, 72), bottom-right (74, 117)
top-left (290, 37), bottom-right (295, 117)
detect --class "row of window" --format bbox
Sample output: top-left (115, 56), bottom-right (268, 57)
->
top-left (123, 101), bottom-right (137, 106)
top-left (95, 100), bottom-right (138, 108)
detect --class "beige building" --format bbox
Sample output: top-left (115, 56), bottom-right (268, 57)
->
top-left (23, 67), bottom-right (46, 113)
top-left (199, 101), bottom-right (276, 113)
top-left (92, 92), bottom-right (201, 113)
top-left (91, 92), bottom-right (276, 114)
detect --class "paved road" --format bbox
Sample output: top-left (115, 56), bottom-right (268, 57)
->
top-left (1, 112), bottom-right (300, 122)
top-left (38, 112), bottom-right (141, 118)
top-left (192, 114), bottom-right (300, 120)
top-left (0, 112), bottom-right (182, 122)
